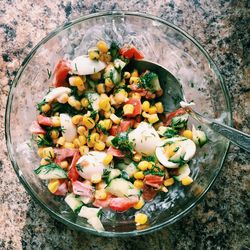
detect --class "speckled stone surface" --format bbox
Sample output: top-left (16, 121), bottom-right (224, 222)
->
top-left (0, 1), bottom-right (249, 249)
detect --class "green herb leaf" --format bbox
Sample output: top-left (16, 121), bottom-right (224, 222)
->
top-left (111, 132), bottom-right (133, 155)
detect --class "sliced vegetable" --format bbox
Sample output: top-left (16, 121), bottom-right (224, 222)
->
top-left (65, 193), bottom-right (83, 211)
top-left (109, 196), bottom-right (139, 212)
top-left (173, 164), bottom-right (191, 181)
top-left (144, 175), bottom-right (164, 189)
top-left (45, 87), bottom-right (71, 103)
top-left (142, 185), bottom-right (158, 201)
top-left (37, 115), bottom-right (52, 126)
top-left (53, 148), bottom-right (78, 162)
top-left (54, 181), bottom-right (68, 196)
top-left (68, 151), bottom-right (80, 181)
top-left (171, 114), bottom-right (189, 129)
top-left (123, 98), bottom-right (142, 118)
top-left (164, 108), bottom-right (187, 126)
top-left (53, 59), bottom-right (72, 87)
top-left (192, 125), bottom-right (208, 147)
top-left (157, 126), bottom-right (178, 138)
top-left (140, 71), bottom-right (162, 93)
top-left (93, 193), bottom-right (112, 208)
top-left (86, 92), bottom-right (100, 111)
top-left (107, 146), bottom-right (124, 158)
top-left (29, 121), bottom-right (46, 134)
top-left (119, 45), bottom-right (144, 60)
top-left (60, 113), bottom-right (77, 142)
top-left (117, 162), bottom-right (137, 178)
top-left (104, 64), bottom-right (121, 84)
top-left (72, 180), bottom-right (94, 197)
top-left (34, 162), bottom-right (67, 179)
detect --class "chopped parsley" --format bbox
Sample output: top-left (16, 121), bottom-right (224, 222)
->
top-left (109, 41), bottom-right (120, 60)
top-left (139, 72), bottom-right (159, 93)
top-left (111, 132), bottom-right (133, 155)
top-left (163, 127), bottom-right (178, 138)
top-left (47, 69), bottom-right (52, 79)
top-left (36, 99), bottom-right (47, 113)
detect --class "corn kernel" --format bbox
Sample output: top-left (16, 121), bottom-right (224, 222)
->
top-left (82, 116), bottom-right (95, 129)
top-left (96, 181), bottom-right (107, 190)
top-left (95, 189), bottom-right (107, 200)
top-left (41, 103), bottom-right (50, 113)
top-left (51, 116), bottom-right (61, 127)
top-left (40, 158), bottom-right (50, 165)
top-left (129, 76), bottom-right (140, 84)
top-left (99, 98), bottom-right (111, 112)
top-left (155, 102), bottom-right (164, 113)
top-left (73, 138), bottom-right (81, 148)
top-left (182, 130), bottom-right (193, 140)
top-left (63, 142), bottom-right (75, 149)
top-left (72, 115), bottom-right (82, 125)
top-left (181, 176), bottom-right (193, 186)
top-left (57, 93), bottom-right (69, 104)
top-left (94, 141), bottom-right (105, 151)
top-left (134, 180), bottom-right (144, 189)
top-left (90, 133), bottom-right (100, 144)
top-left (69, 76), bottom-right (83, 87)
top-left (90, 72), bottom-right (102, 81)
top-left (57, 136), bottom-right (65, 146)
top-left (130, 92), bottom-right (141, 100)
top-left (138, 161), bottom-right (152, 171)
top-left (60, 160), bottom-right (69, 169)
top-left (96, 40), bottom-right (109, 53)
top-left (110, 114), bottom-right (121, 124)
top-left (131, 69), bottom-right (139, 77)
top-left (133, 197), bottom-right (145, 209)
top-left (77, 126), bottom-right (86, 136)
top-left (81, 98), bottom-right (89, 108)
top-left (99, 53), bottom-right (112, 63)
top-left (135, 213), bottom-right (148, 225)
top-left (161, 186), bottom-right (168, 193)
top-left (88, 50), bottom-right (100, 60)
top-left (123, 104), bottom-right (134, 115)
top-left (104, 111), bottom-right (111, 118)
top-left (148, 114), bottom-right (159, 124)
top-left (133, 153), bottom-right (142, 162)
top-left (164, 144), bottom-right (178, 158)
top-left (91, 174), bottom-right (102, 184)
top-left (43, 147), bottom-right (55, 158)
top-left (68, 96), bottom-right (82, 110)
top-left (148, 106), bottom-right (157, 114)
top-left (142, 101), bottom-right (150, 112)
top-left (103, 154), bottom-right (113, 165)
top-left (142, 111), bottom-right (150, 118)
top-left (134, 171), bottom-right (144, 180)
top-left (105, 78), bottom-right (114, 88)
top-left (96, 83), bottom-right (105, 94)
top-left (79, 135), bottom-right (87, 146)
top-left (79, 146), bottom-right (89, 155)
top-left (48, 179), bottom-right (60, 193)
top-left (77, 84), bottom-right (85, 92)
top-left (164, 178), bottom-right (175, 187)
top-left (99, 133), bottom-right (108, 142)
top-left (114, 92), bottom-right (127, 104)
top-left (37, 148), bottom-right (44, 158)
top-left (124, 71), bottom-right (131, 79)
top-left (50, 130), bottom-right (59, 139)
top-left (103, 119), bottom-right (112, 130)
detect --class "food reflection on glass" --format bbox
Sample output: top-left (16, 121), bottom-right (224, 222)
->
top-left (29, 40), bottom-right (208, 231)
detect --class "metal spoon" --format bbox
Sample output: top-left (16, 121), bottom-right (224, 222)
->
top-left (126, 60), bottom-right (250, 153)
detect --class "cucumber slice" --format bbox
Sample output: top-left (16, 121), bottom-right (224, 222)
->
top-left (104, 64), bottom-right (121, 84)
top-left (34, 163), bottom-right (67, 180)
top-left (174, 164), bottom-right (191, 181)
top-left (117, 162), bottom-right (137, 178)
top-left (192, 125), bottom-right (208, 147)
top-left (114, 59), bottom-right (126, 71)
top-left (86, 92), bottom-right (100, 111)
top-left (108, 169), bottom-right (121, 182)
top-left (106, 178), bottom-right (138, 197)
top-left (65, 193), bottom-right (83, 212)
top-left (171, 114), bottom-right (189, 129)
top-left (157, 126), bottom-right (178, 138)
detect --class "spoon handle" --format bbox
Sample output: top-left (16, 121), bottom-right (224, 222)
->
top-left (210, 122), bottom-right (250, 152)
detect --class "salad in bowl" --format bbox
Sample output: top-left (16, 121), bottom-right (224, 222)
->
top-left (29, 40), bottom-right (207, 231)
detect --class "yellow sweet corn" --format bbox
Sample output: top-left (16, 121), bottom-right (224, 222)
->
top-left (99, 133), bottom-right (108, 142)
top-left (57, 93), bottom-right (68, 104)
top-left (68, 96), bottom-right (81, 110)
top-left (63, 142), bottom-right (75, 149)
top-left (90, 133), bottom-right (100, 144)
top-left (134, 171), bottom-right (144, 180)
top-left (133, 180), bottom-right (144, 189)
top-left (135, 213), bottom-right (148, 225)
top-left (138, 161), bottom-right (152, 171)
top-left (79, 146), bottom-right (89, 155)
top-left (148, 114), bottom-right (159, 124)
top-left (103, 154), bottom-right (113, 165)
top-left (50, 130), bottom-right (59, 139)
top-left (124, 71), bottom-right (131, 79)
top-left (77, 126), bottom-right (87, 136)
top-left (164, 178), bottom-right (175, 187)
top-left (133, 153), bottom-right (142, 162)
top-left (48, 179), bottom-right (60, 193)
top-left (182, 130), bottom-right (193, 140)
top-left (131, 69), bottom-right (139, 77)
top-left (51, 116), bottom-right (61, 127)
top-left (96, 40), bottom-right (109, 53)
top-left (99, 98), bottom-right (111, 112)
top-left (41, 103), bottom-right (50, 113)
top-left (60, 161), bottom-right (69, 169)
top-left (181, 176), bottom-right (193, 186)
top-left (123, 104), bottom-right (134, 115)
top-left (78, 135), bottom-right (87, 146)
top-left (57, 136), bottom-right (65, 146)
top-left (82, 116), bottom-right (95, 129)
top-left (88, 50), bottom-right (100, 60)
top-left (73, 138), bottom-right (81, 148)
top-left (155, 102), bottom-right (164, 113)
top-left (72, 115), bottom-right (82, 125)
top-left (106, 136), bottom-right (114, 147)
top-left (95, 189), bottom-right (107, 200)
top-left (142, 101), bottom-right (150, 112)
top-left (81, 98), bottom-right (89, 108)
top-left (129, 76), bottom-right (140, 84)
top-left (110, 114), bottom-right (121, 124)
top-left (130, 92), bottom-right (141, 100)
top-left (91, 174), bottom-right (102, 184)
top-left (148, 106), bottom-right (157, 114)
top-left (133, 197), bottom-right (145, 209)
top-left (105, 78), bottom-right (114, 88)
top-left (43, 147), bottom-right (54, 158)
top-left (69, 76), bottom-right (84, 87)
top-left (142, 111), bottom-right (150, 118)
top-left (96, 83), bottom-right (105, 94)
top-left (94, 141), bottom-right (105, 151)
top-left (103, 119), bottom-right (112, 130)
top-left (90, 72), bottom-right (102, 81)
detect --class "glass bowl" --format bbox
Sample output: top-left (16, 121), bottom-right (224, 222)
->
top-left (5, 11), bottom-right (231, 237)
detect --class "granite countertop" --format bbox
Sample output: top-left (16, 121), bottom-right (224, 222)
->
top-left (0, 1), bottom-right (249, 249)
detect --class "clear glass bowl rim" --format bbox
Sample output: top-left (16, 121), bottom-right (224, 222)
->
top-left (5, 11), bottom-right (232, 237)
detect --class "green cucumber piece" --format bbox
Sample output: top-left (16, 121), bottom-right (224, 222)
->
top-left (192, 125), bottom-right (208, 147)
top-left (158, 126), bottom-right (178, 138)
top-left (171, 114), bottom-right (189, 129)
top-left (34, 163), bottom-right (67, 180)
top-left (65, 193), bottom-right (83, 212)
top-left (117, 162), bottom-right (137, 178)
top-left (104, 64), bottom-right (121, 84)
top-left (108, 169), bottom-right (121, 182)
top-left (114, 59), bottom-right (126, 71)
top-left (174, 164), bottom-right (191, 181)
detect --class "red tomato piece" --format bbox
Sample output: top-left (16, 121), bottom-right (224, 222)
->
top-left (93, 194), bottom-right (113, 208)
top-left (107, 146), bottom-right (124, 158)
top-left (109, 196), bottom-right (139, 212)
top-left (54, 148), bottom-right (78, 163)
top-left (37, 115), bottom-right (53, 126)
top-left (110, 125), bottom-right (119, 136)
top-left (54, 181), bottom-right (68, 196)
top-left (142, 185), bottom-right (158, 201)
top-left (119, 45), bottom-right (144, 60)
top-left (164, 108), bottom-right (186, 126)
top-left (72, 180), bottom-right (94, 198)
top-left (123, 98), bottom-right (142, 118)
top-left (68, 151), bottom-right (80, 181)
top-left (144, 174), bottom-right (164, 189)
top-left (29, 121), bottom-right (46, 134)
top-left (117, 120), bottom-right (132, 133)
top-left (53, 59), bottom-right (72, 87)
